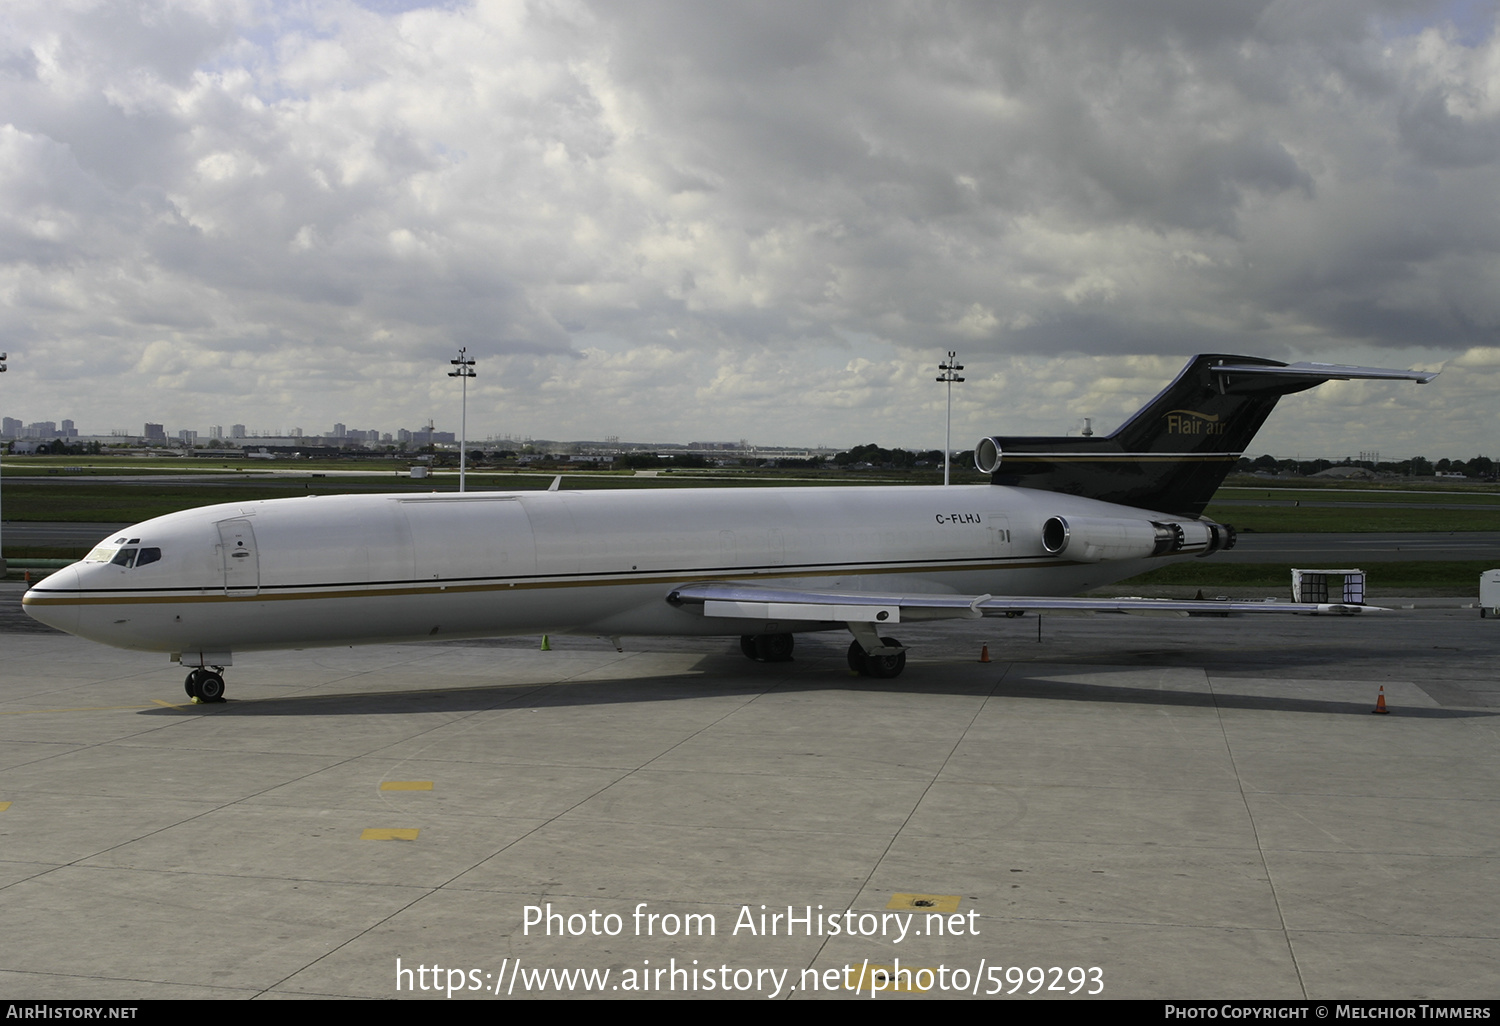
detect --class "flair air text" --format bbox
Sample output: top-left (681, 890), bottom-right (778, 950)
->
top-left (1164, 410), bottom-right (1225, 435)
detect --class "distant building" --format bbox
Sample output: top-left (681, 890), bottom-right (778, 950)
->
top-left (231, 424), bottom-right (247, 438)
top-left (144, 423), bottom-right (166, 441)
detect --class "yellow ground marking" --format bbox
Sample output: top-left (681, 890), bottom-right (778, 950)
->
top-left (0, 802), bottom-right (11, 812)
top-left (361, 828), bottom-right (420, 841)
top-left (848, 964), bottom-right (936, 993)
top-left (379, 781), bottom-right (433, 791)
top-left (887, 893), bottom-right (961, 913)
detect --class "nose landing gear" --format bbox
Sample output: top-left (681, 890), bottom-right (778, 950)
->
top-left (184, 668), bottom-right (227, 703)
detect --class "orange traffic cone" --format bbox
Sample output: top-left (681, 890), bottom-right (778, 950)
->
top-left (1372, 686), bottom-right (1390, 715)
top-left (979, 644), bottom-right (991, 663)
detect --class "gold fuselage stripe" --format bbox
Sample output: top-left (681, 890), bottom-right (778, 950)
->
top-left (22, 556), bottom-right (1100, 607)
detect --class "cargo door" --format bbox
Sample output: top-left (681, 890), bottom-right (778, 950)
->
top-left (402, 496), bottom-right (536, 581)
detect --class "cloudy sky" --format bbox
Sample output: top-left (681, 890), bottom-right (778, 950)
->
top-left (2, 0), bottom-right (1498, 457)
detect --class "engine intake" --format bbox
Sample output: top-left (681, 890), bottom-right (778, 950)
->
top-left (974, 437), bottom-right (1003, 474)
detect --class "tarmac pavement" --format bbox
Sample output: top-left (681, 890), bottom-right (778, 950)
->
top-left (1, 583), bottom-right (1497, 1000)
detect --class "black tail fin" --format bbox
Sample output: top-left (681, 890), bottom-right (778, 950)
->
top-left (974, 354), bottom-right (1436, 517)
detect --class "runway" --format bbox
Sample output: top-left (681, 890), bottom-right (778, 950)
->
top-left (5, 523), bottom-right (132, 548)
top-left (2, 581), bottom-right (1497, 1000)
top-left (1218, 531), bottom-right (1500, 563)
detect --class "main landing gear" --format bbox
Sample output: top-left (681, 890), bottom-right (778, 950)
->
top-left (184, 668), bottom-right (227, 703)
top-left (737, 631), bottom-right (908, 679)
top-left (740, 633), bottom-right (795, 662)
top-left (847, 638), bottom-right (906, 679)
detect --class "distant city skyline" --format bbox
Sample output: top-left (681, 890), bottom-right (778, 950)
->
top-left (1, 410), bottom-right (1489, 464)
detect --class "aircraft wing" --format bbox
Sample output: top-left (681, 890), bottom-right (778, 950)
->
top-left (666, 582), bottom-right (1383, 621)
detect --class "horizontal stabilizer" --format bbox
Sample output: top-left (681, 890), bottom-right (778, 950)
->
top-left (1210, 361), bottom-right (1438, 384)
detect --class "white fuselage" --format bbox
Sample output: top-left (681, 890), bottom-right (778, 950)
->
top-left (22, 485), bottom-right (1200, 658)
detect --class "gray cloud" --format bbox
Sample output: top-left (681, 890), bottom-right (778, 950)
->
top-left (0, 0), bottom-right (1493, 455)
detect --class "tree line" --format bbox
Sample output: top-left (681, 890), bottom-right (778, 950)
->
top-left (1238, 455), bottom-right (1496, 479)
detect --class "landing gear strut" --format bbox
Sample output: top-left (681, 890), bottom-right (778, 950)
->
top-left (740, 633), bottom-right (795, 662)
top-left (847, 637), bottom-right (905, 679)
top-left (184, 668), bottom-right (227, 703)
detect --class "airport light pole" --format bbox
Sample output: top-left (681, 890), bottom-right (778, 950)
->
top-left (936, 350), bottom-right (964, 486)
top-left (448, 347), bottom-right (476, 492)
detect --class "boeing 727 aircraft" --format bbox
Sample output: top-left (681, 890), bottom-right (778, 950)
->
top-left (23, 354), bottom-right (1436, 701)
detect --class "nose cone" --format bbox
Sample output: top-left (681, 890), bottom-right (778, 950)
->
top-left (22, 565), bottom-right (82, 636)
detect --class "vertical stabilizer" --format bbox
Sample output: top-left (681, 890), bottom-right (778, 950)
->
top-left (974, 355), bottom-right (1435, 516)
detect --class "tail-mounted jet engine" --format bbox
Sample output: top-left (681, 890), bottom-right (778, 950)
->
top-left (1040, 515), bottom-right (1235, 562)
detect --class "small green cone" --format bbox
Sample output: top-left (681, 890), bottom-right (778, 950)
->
top-left (541, 634), bottom-right (551, 651)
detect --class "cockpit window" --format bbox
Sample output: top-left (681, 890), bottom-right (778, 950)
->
top-left (86, 546), bottom-right (162, 568)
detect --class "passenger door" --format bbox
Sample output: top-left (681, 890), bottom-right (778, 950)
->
top-left (216, 519), bottom-right (260, 595)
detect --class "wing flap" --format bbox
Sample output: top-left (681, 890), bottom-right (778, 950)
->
top-left (703, 599), bottom-right (901, 623)
top-left (669, 582), bottom-right (1383, 618)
